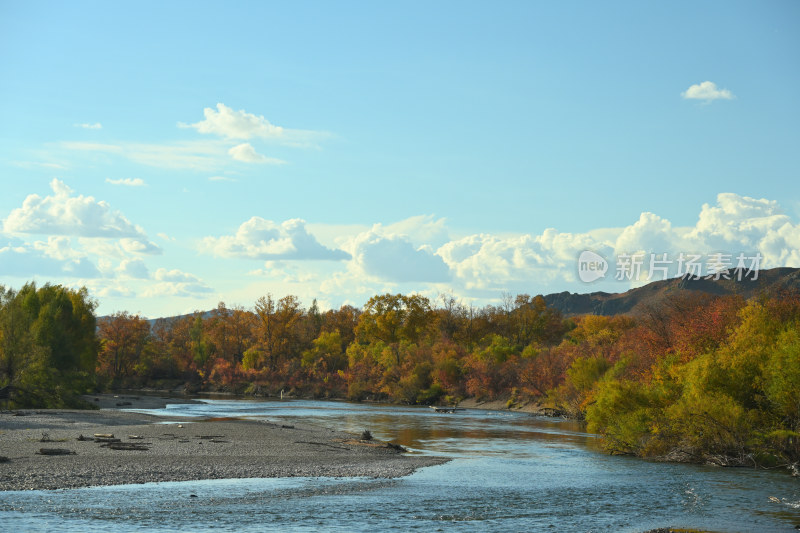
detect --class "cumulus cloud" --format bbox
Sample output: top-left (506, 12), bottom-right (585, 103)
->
top-left (228, 143), bottom-right (286, 164)
top-left (106, 178), bottom-right (145, 187)
top-left (438, 233), bottom-right (565, 290)
top-left (181, 103), bottom-right (284, 140)
top-left (383, 215), bottom-right (451, 248)
top-left (0, 238), bottom-right (102, 279)
top-left (74, 122), bottom-right (102, 129)
top-left (116, 258), bottom-right (150, 279)
top-left (2, 179), bottom-right (160, 255)
top-left (687, 193), bottom-right (800, 266)
top-left (6, 179), bottom-right (143, 238)
top-left (681, 81), bottom-right (734, 101)
top-left (200, 217), bottom-right (351, 261)
top-left (614, 212), bottom-right (676, 255)
top-left (435, 193), bottom-right (800, 292)
top-left (32, 236), bottom-right (84, 261)
top-left (348, 230), bottom-right (451, 283)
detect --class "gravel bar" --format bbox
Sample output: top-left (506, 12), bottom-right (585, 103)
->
top-left (0, 407), bottom-right (448, 491)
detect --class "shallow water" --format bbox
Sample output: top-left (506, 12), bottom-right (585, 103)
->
top-left (1, 399), bottom-right (799, 532)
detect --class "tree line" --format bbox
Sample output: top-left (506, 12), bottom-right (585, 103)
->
top-left (94, 292), bottom-right (567, 404)
top-left (1, 281), bottom-right (798, 468)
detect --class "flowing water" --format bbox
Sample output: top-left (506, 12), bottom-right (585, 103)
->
top-left (1, 399), bottom-right (799, 532)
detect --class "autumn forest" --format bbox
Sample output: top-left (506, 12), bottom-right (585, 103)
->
top-left (1, 280), bottom-right (799, 469)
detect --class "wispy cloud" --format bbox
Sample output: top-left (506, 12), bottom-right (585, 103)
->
top-left (12, 160), bottom-right (68, 170)
top-left (74, 122), bottom-right (102, 129)
top-left (52, 104), bottom-right (325, 172)
top-left (106, 177), bottom-right (145, 187)
top-left (228, 143), bottom-right (286, 164)
top-left (61, 142), bottom-right (122, 152)
top-left (681, 81), bottom-right (734, 102)
top-left (142, 269), bottom-right (214, 297)
top-left (180, 103), bottom-right (330, 148)
top-left (61, 140), bottom-right (229, 170)
top-left (209, 176), bottom-right (238, 182)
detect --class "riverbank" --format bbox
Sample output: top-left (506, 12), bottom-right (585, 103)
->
top-left (456, 397), bottom-right (562, 415)
top-left (96, 387), bottom-right (563, 415)
top-left (81, 392), bottom-right (204, 410)
top-left (0, 404), bottom-right (448, 491)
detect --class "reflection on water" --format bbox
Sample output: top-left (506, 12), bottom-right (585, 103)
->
top-left (142, 399), bottom-right (602, 457)
top-left (1, 398), bottom-right (799, 533)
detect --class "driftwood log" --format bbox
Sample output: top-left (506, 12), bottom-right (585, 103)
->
top-left (36, 448), bottom-right (76, 456)
top-left (108, 443), bottom-right (149, 451)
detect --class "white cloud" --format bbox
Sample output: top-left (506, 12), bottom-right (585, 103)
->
top-left (106, 178), bottom-right (145, 187)
top-left (347, 229), bottom-right (451, 283)
top-left (681, 81), bottom-right (734, 101)
top-left (82, 266), bottom-right (214, 302)
top-left (32, 236), bottom-right (84, 261)
top-left (120, 238), bottom-right (162, 255)
top-left (0, 178), bottom-right (162, 290)
top-left (256, 261), bottom-right (318, 283)
top-left (200, 217), bottom-right (350, 261)
top-left (74, 122), bottom-right (102, 129)
top-left (383, 215), bottom-right (451, 248)
top-left (53, 105), bottom-right (325, 177)
top-left (228, 143), bottom-right (286, 164)
top-left (686, 193), bottom-right (800, 267)
top-left (116, 258), bottom-right (150, 279)
top-left (0, 238), bottom-right (102, 279)
top-left (78, 238), bottom-right (129, 260)
top-left (142, 278), bottom-right (214, 298)
top-left (614, 212), bottom-right (676, 255)
top-left (154, 268), bottom-right (202, 283)
top-left (209, 176), bottom-right (237, 182)
top-left (61, 142), bottom-right (121, 153)
top-left (3, 179), bottom-right (154, 244)
top-left (179, 103), bottom-right (329, 149)
top-left (13, 161), bottom-right (68, 170)
top-left (95, 285), bottom-right (135, 298)
top-left (434, 193), bottom-right (800, 294)
top-left (181, 103), bottom-right (284, 140)
top-left (438, 233), bottom-right (565, 290)
top-left (62, 140), bottom-right (229, 171)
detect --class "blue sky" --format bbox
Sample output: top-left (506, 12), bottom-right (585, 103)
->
top-left (1, 1), bottom-right (799, 317)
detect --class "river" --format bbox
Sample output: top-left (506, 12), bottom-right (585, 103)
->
top-left (1, 399), bottom-right (799, 532)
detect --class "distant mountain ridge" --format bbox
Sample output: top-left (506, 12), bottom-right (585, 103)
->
top-left (543, 267), bottom-right (800, 317)
top-left (120, 267), bottom-right (800, 324)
